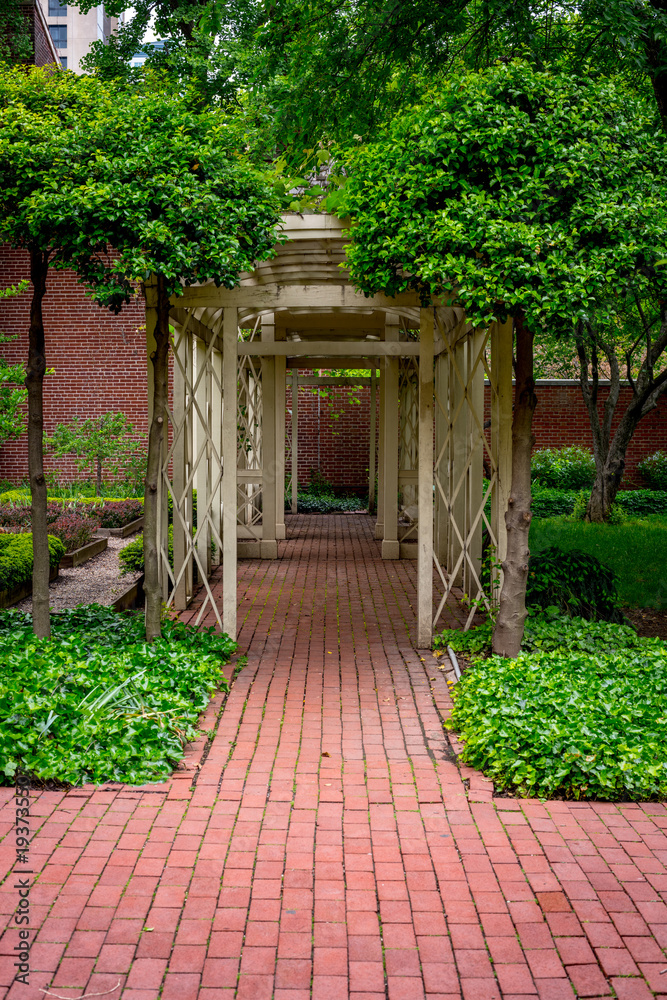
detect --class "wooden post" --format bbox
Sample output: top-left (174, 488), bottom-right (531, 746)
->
top-left (449, 331), bottom-right (467, 586)
top-left (382, 316), bottom-right (400, 559)
top-left (275, 324), bottom-right (287, 540)
top-left (434, 349), bottom-right (449, 566)
top-left (222, 308), bottom-right (238, 638)
top-left (417, 308), bottom-right (435, 647)
top-left (291, 369), bottom-right (298, 514)
top-left (375, 363), bottom-right (385, 539)
top-left (368, 367), bottom-right (377, 512)
top-left (491, 318), bottom-right (513, 595)
top-left (195, 336), bottom-right (211, 579)
top-left (211, 346), bottom-right (223, 567)
top-left (464, 329), bottom-right (485, 595)
top-left (261, 314), bottom-right (278, 559)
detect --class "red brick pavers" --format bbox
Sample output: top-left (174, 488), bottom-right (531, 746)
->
top-left (1, 514), bottom-right (667, 1000)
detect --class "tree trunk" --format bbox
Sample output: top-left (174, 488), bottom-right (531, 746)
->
top-left (586, 405), bottom-right (642, 522)
top-left (27, 251), bottom-right (50, 639)
top-left (143, 274), bottom-right (170, 641)
top-left (96, 455), bottom-right (102, 497)
top-left (492, 315), bottom-right (537, 658)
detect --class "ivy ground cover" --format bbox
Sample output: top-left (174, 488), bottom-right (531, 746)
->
top-left (436, 612), bottom-right (667, 800)
top-left (530, 514), bottom-right (667, 608)
top-left (0, 605), bottom-right (234, 786)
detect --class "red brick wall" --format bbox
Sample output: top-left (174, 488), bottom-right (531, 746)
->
top-left (286, 382), bottom-right (379, 495)
top-left (490, 382), bottom-right (667, 488)
top-left (32, 8), bottom-right (57, 66)
top-left (0, 247), bottom-right (147, 486)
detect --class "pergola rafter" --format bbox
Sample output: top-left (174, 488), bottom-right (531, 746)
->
top-left (145, 215), bottom-right (513, 646)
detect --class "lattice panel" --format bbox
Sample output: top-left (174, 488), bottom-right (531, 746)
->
top-left (160, 311), bottom-right (225, 628)
top-left (398, 356), bottom-right (419, 540)
top-left (432, 316), bottom-right (501, 631)
top-left (237, 354), bottom-right (264, 540)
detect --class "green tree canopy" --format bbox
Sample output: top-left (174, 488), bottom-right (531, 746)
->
top-left (342, 63), bottom-right (667, 333)
top-left (340, 62), bottom-right (667, 655)
top-left (0, 65), bottom-right (282, 637)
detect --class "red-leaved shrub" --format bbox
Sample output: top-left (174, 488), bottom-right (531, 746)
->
top-left (99, 499), bottom-right (143, 529)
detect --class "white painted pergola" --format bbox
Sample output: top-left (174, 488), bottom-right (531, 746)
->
top-left (145, 215), bottom-right (513, 647)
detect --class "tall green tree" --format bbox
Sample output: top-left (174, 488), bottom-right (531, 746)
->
top-left (340, 62), bottom-right (667, 655)
top-left (0, 65), bottom-right (281, 638)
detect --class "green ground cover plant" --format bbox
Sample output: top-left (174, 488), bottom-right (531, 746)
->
top-left (0, 534), bottom-right (64, 593)
top-left (530, 515), bottom-right (667, 609)
top-left (526, 547), bottom-right (623, 622)
top-left (435, 611), bottom-right (667, 799)
top-left (0, 604), bottom-right (235, 785)
top-left (291, 470), bottom-right (367, 514)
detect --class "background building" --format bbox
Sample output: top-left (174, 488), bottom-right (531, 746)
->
top-left (46, 0), bottom-right (119, 71)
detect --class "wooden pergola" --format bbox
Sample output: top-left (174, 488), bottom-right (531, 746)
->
top-left (145, 214), bottom-right (513, 647)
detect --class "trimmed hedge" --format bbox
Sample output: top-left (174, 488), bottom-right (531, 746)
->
top-left (0, 534), bottom-right (65, 593)
top-left (530, 488), bottom-right (667, 518)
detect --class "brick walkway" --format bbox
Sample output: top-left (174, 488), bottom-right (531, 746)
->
top-left (2, 514), bottom-right (667, 1000)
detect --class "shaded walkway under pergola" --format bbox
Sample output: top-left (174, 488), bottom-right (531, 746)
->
top-left (181, 513), bottom-right (469, 649)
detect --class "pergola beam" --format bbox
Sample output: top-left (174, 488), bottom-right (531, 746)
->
top-left (238, 341), bottom-right (421, 357)
top-left (165, 284), bottom-right (429, 310)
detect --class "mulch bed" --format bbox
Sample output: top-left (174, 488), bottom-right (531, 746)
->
top-left (624, 606), bottom-right (667, 640)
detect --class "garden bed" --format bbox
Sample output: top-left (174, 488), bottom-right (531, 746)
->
top-left (0, 563), bottom-right (60, 610)
top-left (96, 515), bottom-right (144, 538)
top-left (435, 611), bottom-right (667, 800)
top-left (0, 604), bottom-right (235, 785)
top-left (60, 536), bottom-right (108, 568)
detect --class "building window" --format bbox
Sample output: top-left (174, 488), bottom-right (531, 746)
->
top-left (48, 24), bottom-right (67, 47)
top-left (60, 56), bottom-right (67, 68)
top-left (48, 0), bottom-right (67, 15)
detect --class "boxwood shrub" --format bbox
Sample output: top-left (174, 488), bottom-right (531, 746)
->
top-left (0, 534), bottom-right (65, 593)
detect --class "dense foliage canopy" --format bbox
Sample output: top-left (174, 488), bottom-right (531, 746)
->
top-left (341, 63), bottom-right (667, 336)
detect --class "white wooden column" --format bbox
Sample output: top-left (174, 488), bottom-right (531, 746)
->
top-left (291, 370), bottom-right (298, 514)
top-left (211, 347), bottom-right (223, 567)
top-left (382, 316), bottom-right (400, 559)
top-left (417, 309), bottom-right (434, 647)
top-left (449, 331), bottom-right (467, 586)
top-left (222, 308), bottom-right (238, 638)
top-left (172, 328), bottom-right (193, 608)
top-left (375, 364), bottom-right (385, 539)
top-left (275, 324), bottom-right (287, 541)
top-left (464, 329), bottom-right (485, 595)
top-left (146, 298), bottom-right (169, 599)
top-left (195, 337), bottom-right (211, 579)
top-left (491, 318), bottom-right (513, 592)
top-left (260, 314), bottom-right (278, 559)
top-left (434, 349), bottom-right (449, 567)
top-left (368, 367), bottom-right (377, 512)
